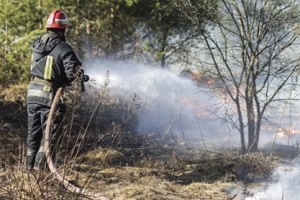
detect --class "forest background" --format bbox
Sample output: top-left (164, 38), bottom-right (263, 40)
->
top-left (0, 0), bottom-right (216, 85)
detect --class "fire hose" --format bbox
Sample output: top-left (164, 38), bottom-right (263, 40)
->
top-left (44, 83), bottom-right (110, 199)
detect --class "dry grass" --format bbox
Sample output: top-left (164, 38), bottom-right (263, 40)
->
top-left (0, 137), bottom-right (278, 199)
top-left (0, 84), bottom-right (27, 104)
top-left (0, 84), bottom-right (280, 200)
top-left (0, 166), bottom-right (90, 200)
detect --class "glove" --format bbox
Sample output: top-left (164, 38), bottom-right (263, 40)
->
top-left (80, 74), bottom-right (89, 92)
top-left (82, 74), bottom-right (89, 82)
top-left (78, 68), bottom-right (89, 82)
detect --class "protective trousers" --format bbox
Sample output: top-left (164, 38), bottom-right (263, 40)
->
top-left (26, 103), bottom-right (64, 170)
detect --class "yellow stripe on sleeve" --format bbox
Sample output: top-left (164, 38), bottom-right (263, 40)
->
top-left (44, 56), bottom-right (53, 81)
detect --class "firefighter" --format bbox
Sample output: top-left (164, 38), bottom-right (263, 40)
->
top-left (26, 9), bottom-right (89, 170)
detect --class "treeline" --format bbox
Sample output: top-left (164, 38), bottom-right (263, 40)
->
top-left (0, 0), bottom-right (217, 86)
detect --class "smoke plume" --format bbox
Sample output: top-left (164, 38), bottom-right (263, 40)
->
top-left (84, 59), bottom-right (241, 149)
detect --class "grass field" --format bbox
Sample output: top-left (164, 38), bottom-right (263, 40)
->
top-left (0, 85), bottom-right (279, 200)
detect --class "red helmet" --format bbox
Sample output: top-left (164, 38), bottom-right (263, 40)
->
top-left (45, 9), bottom-right (69, 29)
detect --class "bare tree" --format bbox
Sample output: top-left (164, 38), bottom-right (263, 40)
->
top-left (177, 0), bottom-right (300, 153)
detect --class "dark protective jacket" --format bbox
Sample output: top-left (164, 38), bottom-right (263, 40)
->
top-left (27, 31), bottom-right (81, 107)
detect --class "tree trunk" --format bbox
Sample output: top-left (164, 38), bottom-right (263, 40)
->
top-left (252, 115), bottom-right (262, 152)
top-left (160, 28), bottom-right (169, 68)
top-left (247, 119), bottom-right (256, 152)
top-left (246, 96), bottom-right (256, 152)
top-left (86, 20), bottom-right (92, 58)
top-left (236, 97), bottom-right (246, 154)
top-left (247, 64), bottom-right (259, 152)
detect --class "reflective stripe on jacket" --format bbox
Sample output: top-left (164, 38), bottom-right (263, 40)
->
top-left (27, 82), bottom-right (54, 107)
top-left (27, 31), bottom-right (81, 106)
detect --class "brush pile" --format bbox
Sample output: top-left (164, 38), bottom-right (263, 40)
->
top-left (165, 152), bottom-right (277, 183)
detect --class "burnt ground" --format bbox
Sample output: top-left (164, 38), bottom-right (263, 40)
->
top-left (0, 86), bottom-right (285, 200)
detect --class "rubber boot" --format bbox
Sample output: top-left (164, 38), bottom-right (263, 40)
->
top-left (34, 144), bottom-right (48, 170)
top-left (26, 155), bottom-right (36, 171)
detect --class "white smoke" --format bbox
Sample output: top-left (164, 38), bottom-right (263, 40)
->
top-left (84, 59), bottom-right (240, 149)
top-left (245, 165), bottom-right (300, 200)
top-left (83, 59), bottom-right (300, 150)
